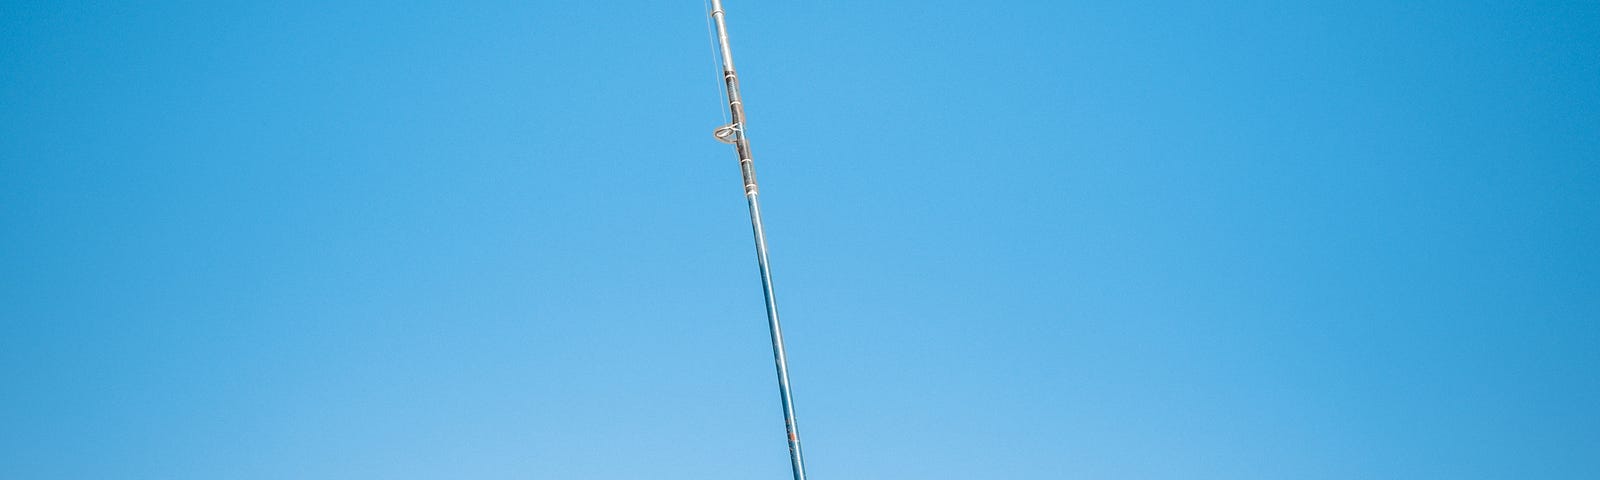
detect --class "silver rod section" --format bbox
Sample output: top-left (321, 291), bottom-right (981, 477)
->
top-left (708, 2), bottom-right (808, 479)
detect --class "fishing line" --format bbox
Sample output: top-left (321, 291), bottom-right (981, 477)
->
top-left (703, 0), bottom-right (730, 124)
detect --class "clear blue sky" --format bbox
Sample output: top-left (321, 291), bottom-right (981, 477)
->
top-left (3, 1), bottom-right (1597, 478)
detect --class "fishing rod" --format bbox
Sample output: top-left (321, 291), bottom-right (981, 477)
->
top-left (706, 1), bottom-right (808, 479)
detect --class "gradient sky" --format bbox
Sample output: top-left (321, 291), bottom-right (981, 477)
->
top-left (3, 1), bottom-right (1597, 479)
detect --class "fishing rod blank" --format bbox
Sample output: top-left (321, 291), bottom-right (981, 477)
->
top-left (707, 2), bottom-right (809, 479)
